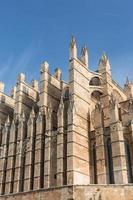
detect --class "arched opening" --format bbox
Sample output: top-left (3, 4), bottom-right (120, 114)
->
top-left (92, 143), bottom-right (97, 184)
top-left (91, 90), bottom-right (103, 101)
top-left (89, 133), bottom-right (97, 184)
top-left (124, 138), bottom-right (133, 183)
top-left (64, 88), bottom-right (69, 100)
top-left (50, 111), bottom-right (57, 186)
top-left (106, 138), bottom-right (114, 184)
top-left (89, 77), bottom-right (101, 86)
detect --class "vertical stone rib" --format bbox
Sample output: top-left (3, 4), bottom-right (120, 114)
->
top-left (0, 116), bottom-right (10, 195)
top-left (57, 96), bottom-right (64, 186)
top-left (5, 119), bottom-right (18, 194)
top-left (34, 110), bottom-right (45, 189)
top-left (44, 106), bottom-right (52, 189)
top-left (24, 108), bottom-right (36, 191)
top-left (13, 111), bottom-right (27, 193)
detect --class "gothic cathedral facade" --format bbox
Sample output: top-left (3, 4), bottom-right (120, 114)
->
top-left (0, 37), bottom-right (133, 199)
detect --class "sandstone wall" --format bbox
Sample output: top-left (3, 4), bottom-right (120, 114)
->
top-left (0, 185), bottom-right (133, 200)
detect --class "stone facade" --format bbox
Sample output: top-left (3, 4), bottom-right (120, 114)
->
top-left (0, 37), bottom-right (133, 199)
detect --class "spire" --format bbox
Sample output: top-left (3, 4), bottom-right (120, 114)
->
top-left (81, 45), bottom-right (89, 68)
top-left (98, 52), bottom-right (111, 75)
top-left (125, 76), bottom-right (130, 86)
top-left (70, 35), bottom-right (76, 48)
top-left (69, 35), bottom-right (77, 60)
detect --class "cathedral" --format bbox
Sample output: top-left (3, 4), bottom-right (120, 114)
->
top-left (0, 37), bottom-right (133, 200)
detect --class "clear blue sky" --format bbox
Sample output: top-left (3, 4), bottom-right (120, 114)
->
top-left (0, 0), bottom-right (133, 93)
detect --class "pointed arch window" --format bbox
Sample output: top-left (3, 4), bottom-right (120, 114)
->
top-left (124, 138), bottom-right (133, 183)
top-left (106, 138), bottom-right (114, 184)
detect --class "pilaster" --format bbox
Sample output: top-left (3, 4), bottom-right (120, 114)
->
top-left (24, 108), bottom-right (36, 191)
top-left (44, 106), bottom-right (52, 189)
top-left (34, 110), bottom-right (45, 190)
top-left (5, 119), bottom-right (17, 194)
top-left (13, 111), bottom-right (27, 193)
top-left (57, 96), bottom-right (64, 186)
top-left (0, 117), bottom-right (10, 195)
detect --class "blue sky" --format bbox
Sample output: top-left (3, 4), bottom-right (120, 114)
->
top-left (0, 0), bottom-right (133, 93)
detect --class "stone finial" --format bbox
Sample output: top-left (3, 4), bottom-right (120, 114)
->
top-left (31, 79), bottom-right (39, 90)
top-left (17, 73), bottom-right (25, 83)
top-left (54, 68), bottom-right (62, 80)
top-left (125, 76), bottom-right (130, 86)
top-left (10, 86), bottom-right (16, 99)
top-left (70, 35), bottom-right (77, 60)
top-left (81, 45), bottom-right (89, 68)
top-left (70, 36), bottom-right (76, 47)
top-left (0, 82), bottom-right (5, 93)
top-left (40, 61), bottom-right (49, 73)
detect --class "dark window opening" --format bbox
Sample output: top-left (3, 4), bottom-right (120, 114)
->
top-left (124, 139), bottom-right (133, 183)
top-left (106, 138), bottom-right (114, 184)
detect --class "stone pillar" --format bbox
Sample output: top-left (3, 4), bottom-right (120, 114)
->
top-left (57, 97), bottom-right (64, 186)
top-left (33, 110), bottom-right (45, 190)
top-left (5, 119), bottom-right (17, 194)
top-left (44, 106), bottom-right (52, 189)
top-left (13, 111), bottom-right (27, 193)
top-left (94, 104), bottom-right (107, 184)
top-left (24, 108), bottom-right (36, 191)
top-left (109, 98), bottom-right (128, 184)
top-left (0, 116), bottom-right (10, 195)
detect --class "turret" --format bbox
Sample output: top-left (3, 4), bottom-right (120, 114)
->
top-left (98, 53), bottom-right (111, 75)
top-left (81, 45), bottom-right (89, 68)
top-left (69, 36), bottom-right (77, 60)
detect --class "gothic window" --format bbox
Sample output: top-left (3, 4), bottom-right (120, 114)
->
top-left (64, 88), bottom-right (69, 100)
top-left (89, 77), bottom-right (101, 86)
top-left (106, 138), bottom-right (114, 184)
top-left (91, 90), bottom-right (103, 101)
top-left (52, 111), bottom-right (57, 131)
top-left (92, 143), bottom-right (97, 184)
top-left (124, 139), bottom-right (133, 183)
top-left (89, 133), bottom-right (97, 184)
